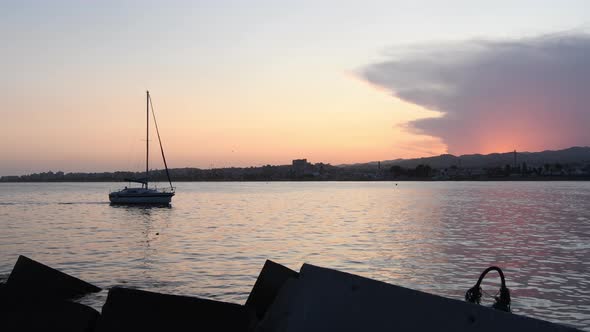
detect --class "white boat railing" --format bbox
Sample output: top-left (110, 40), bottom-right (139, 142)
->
top-left (110, 184), bottom-right (175, 193)
top-left (159, 187), bottom-right (175, 193)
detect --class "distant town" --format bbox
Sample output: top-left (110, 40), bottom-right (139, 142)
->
top-left (2, 146), bottom-right (590, 182)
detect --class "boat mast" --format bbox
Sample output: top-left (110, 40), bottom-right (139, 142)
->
top-left (148, 93), bottom-right (174, 191)
top-left (146, 90), bottom-right (149, 189)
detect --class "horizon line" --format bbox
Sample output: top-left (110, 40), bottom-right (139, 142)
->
top-left (3, 145), bottom-right (588, 177)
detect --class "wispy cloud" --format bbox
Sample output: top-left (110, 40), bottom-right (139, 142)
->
top-left (362, 33), bottom-right (590, 154)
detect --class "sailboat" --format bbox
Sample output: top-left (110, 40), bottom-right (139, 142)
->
top-left (109, 91), bottom-right (175, 205)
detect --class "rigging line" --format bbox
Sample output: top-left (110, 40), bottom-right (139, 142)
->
top-left (148, 94), bottom-right (174, 190)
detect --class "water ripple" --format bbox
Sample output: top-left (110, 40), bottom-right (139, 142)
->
top-left (0, 181), bottom-right (589, 330)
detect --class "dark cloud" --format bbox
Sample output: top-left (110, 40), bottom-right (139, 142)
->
top-left (363, 34), bottom-right (590, 154)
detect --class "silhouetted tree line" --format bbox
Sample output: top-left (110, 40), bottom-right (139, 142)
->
top-left (389, 164), bottom-right (432, 178)
top-left (2, 161), bottom-right (590, 182)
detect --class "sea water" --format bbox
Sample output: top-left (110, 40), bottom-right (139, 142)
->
top-left (0, 181), bottom-right (588, 329)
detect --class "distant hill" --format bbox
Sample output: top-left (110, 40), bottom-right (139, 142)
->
top-left (345, 146), bottom-right (590, 169)
top-left (3, 146), bottom-right (590, 182)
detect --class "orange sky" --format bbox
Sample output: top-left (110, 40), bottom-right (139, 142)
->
top-left (1, 73), bottom-right (446, 175)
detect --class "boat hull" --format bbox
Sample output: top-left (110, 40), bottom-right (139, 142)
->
top-left (109, 191), bottom-right (174, 205)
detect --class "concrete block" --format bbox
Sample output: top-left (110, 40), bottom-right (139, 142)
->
top-left (97, 287), bottom-right (249, 332)
top-left (245, 260), bottom-right (299, 322)
top-left (6, 255), bottom-right (101, 300)
top-left (257, 264), bottom-right (581, 332)
top-left (255, 278), bottom-right (302, 332)
top-left (0, 292), bottom-right (100, 332)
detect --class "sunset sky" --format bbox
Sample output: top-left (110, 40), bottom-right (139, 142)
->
top-left (1, 1), bottom-right (589, 175)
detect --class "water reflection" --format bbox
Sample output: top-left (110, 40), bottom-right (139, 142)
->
top-left (0, 182), bottom-right (588, 329)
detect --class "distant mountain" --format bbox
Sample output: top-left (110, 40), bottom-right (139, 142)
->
top-left (345, 146), bottom-right (590, 169)
top-left (4, 146), bottom-right (590, 182)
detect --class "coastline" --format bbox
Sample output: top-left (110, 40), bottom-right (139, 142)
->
top-left (2, 177), bottom-right (590, 183)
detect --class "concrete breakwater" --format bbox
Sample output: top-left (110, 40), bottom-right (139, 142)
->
top-left (0, 255), bottom-right (582, 332)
